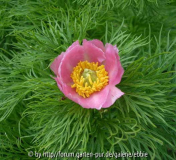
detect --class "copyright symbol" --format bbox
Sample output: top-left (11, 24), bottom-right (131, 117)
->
top-left (28, 151), bottom-right (33, 157)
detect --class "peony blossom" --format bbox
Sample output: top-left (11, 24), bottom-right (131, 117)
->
top-left (50, 39), bottom-right (124, 110)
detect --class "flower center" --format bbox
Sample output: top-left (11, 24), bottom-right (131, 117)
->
top-left (81, 68), bottom-right (97, 86)
top-left (71, 61), bottom-right (109, 98)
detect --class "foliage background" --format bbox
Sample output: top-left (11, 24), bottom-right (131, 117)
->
top-left (0, 0), bottom-right (176, 159)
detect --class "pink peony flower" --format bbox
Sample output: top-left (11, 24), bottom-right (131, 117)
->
top-left (50, 39), bottom-right (124, 110)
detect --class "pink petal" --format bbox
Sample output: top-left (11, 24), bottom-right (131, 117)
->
top-left (102, 85), bottom-right (124, 108)
top-left (59, 45), bottom-right (85, 84)
top-left (89, 39), bottom-right (105, 52)
top-left (54, 77), bottom-right (63, 92)
top-left (104, 44), bottom-right (124, 85)
top-left (50, 52), bottom-right (64, 76)
top-left (66, 40), bottom-right (80, 52)
top-left (50, 40), bottom-right (80, 76)
top-left (83, 39), bottom-right (106, 63)
top-left (62, 84), bottom-right (110, 110)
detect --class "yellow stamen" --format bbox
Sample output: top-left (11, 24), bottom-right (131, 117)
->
top-left (71, 61), bottom-right (109, 98)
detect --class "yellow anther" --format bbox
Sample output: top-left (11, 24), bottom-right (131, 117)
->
top-left (88, 75), bottom-right (93, 85)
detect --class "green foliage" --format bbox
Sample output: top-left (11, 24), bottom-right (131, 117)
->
top-left (0, 0), bottom-right (176, 160)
